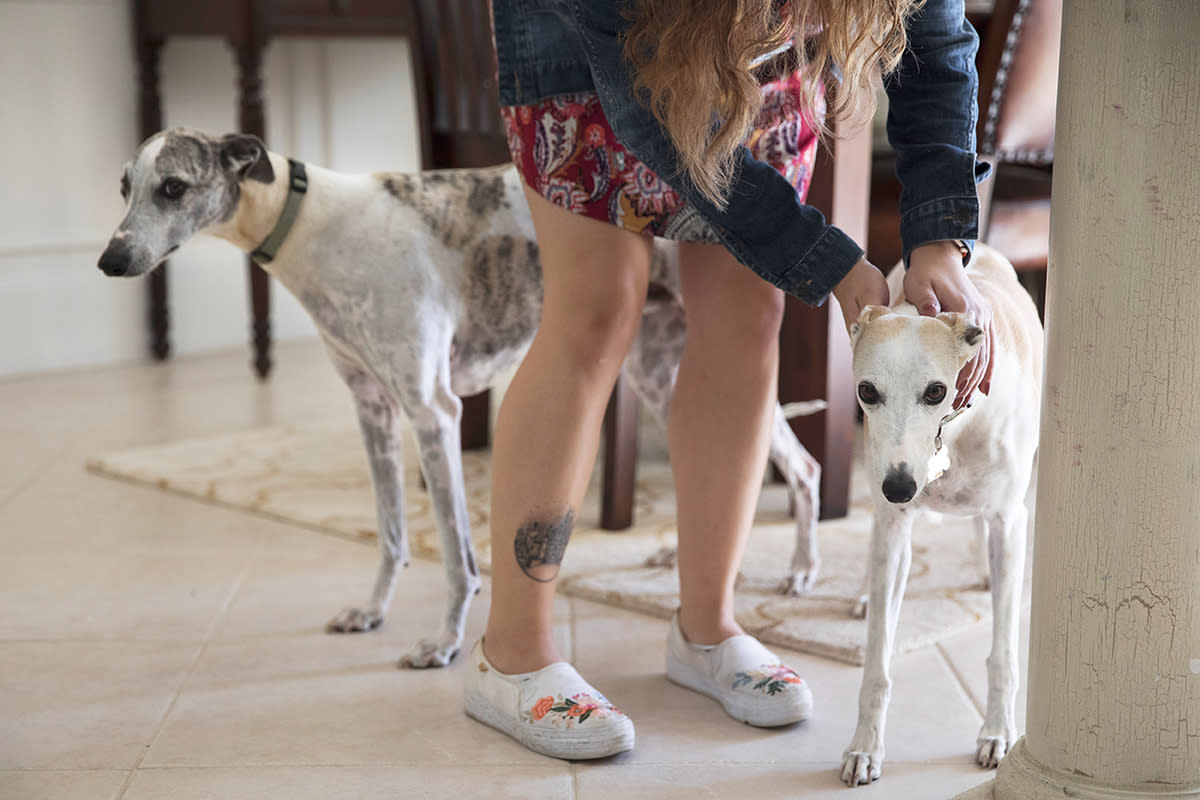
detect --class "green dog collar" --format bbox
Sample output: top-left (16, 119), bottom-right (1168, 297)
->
top-left (251, 159), bottom-right (307, 265)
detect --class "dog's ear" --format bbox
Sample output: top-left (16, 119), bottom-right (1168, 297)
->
top-left (936, 311), bottom-right (985, 362)
top-left (849, 305), bottom-right (892, 349)
top-left (219, 134), bottom-right (275, 184)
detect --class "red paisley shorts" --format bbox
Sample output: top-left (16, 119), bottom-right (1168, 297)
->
top-left (500, 73), bottom-right (822, 241)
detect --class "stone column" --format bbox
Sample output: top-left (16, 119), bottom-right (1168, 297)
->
top-left (956, 0), bottom-right (1200, 798)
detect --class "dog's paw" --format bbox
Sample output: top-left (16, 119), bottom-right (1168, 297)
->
top-left (398, 637), bottom-right (460, 669)
top-left (976, 734), bottom-right (1014, 768)
top-left (644, 546), bottom-right (678, 568)
top-left (840, 750), bottom-right (883, 787)
top-left (326, 607), bottom-right (383, 633)
top-left (850, 595), bottom-right (869, 619)
top-left (779, 568), bottom-right (818, 596)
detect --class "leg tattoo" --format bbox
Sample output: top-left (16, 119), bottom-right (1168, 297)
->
top-left (513, 510), bottom-right (575, 583)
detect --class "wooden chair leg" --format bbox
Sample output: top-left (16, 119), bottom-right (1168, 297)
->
top-left (460, 391), bottom-right (491, 451)
top-left (781, 109), bottom-right (873, 520)
top-left (778, 296), bottom-right (856, 519)
top-left (600, 374), bottom-right (640, 531)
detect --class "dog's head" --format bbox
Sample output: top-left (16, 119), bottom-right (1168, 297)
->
top-left (850, 306), bottom-right (983, 504)
top-left (97, 128), bottom-right (275, 278)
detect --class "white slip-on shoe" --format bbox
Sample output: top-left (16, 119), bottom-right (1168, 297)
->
top-left (665, 615), bottom-right (813, 727)
top-left (463, 639), bottom-right (635, 760)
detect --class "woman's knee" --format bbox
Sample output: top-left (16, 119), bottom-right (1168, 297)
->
top-left (522, 185), bottom-right (653, 371)
top-left (541, 272), bottom-right (647, 366)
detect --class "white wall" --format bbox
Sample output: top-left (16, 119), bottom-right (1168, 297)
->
top-left (0, 0), bottom-right (422, 378)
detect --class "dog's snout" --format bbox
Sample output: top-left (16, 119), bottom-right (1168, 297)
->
top-left (881, 466), bottom-right (917, 504)
top-left (98, 241), bottom-right (132, 277)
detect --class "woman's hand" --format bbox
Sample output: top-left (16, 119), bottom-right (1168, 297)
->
top-left (832, 257), bottom-right (889, 334)
top-left (904, 241), bottom-right (993, 410)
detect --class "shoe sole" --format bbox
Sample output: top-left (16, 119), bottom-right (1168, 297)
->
top-left (666, 659), bottom-right (813, 727)
top-left (464, 691), bottom-right (635, 760)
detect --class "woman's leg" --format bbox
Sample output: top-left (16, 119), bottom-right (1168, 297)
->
top-left (482, 185), bottom-right (653, 674)
top-left (670, 241), bottom-right (786, 645)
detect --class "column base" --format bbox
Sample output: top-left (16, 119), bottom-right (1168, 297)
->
top-left (985, 740), bottom-right (1200, 799)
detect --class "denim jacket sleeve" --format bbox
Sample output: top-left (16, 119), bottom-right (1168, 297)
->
top-left (884, 0), bottom-right (990, 265)
top-left (569, 0), bottom-right (861, 306)
top-left (550, 0), bottom-right (983, 304)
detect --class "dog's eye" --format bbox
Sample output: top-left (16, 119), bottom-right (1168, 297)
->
top-left (857, 382), bottom-right (880, 406)
top-left (160, 178), bottom-right (187, 200)
top-left (924, 382), bottom-right (948, 405)
top-left (120, 175), bottom-right (130, 199)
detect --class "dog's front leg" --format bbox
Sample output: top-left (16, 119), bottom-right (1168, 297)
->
top-left (841, 505), bottom-right (915, 787)
top-left (976, 502), bottom-right (1026, 767)
top-left (327, 370), bottom-right (409, 634)
top-left (402, 381), bottom-right (482, 669)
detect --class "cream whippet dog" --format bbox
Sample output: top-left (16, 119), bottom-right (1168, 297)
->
top-left (97, 128), bottom-right (824, 669)
top-left (840, 244), bottom-right (1042, 786)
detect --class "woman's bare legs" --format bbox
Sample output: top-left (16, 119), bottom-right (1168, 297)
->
top-left (670, 241), bottom-right (785, 645)
top-left (482, 185), bottom-right (653, 674)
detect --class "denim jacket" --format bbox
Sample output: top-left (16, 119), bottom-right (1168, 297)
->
top-left (492, 0), bottom-right (988, 305)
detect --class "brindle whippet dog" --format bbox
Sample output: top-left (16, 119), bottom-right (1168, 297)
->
top-left (97, 129), bottom-right (825, 669)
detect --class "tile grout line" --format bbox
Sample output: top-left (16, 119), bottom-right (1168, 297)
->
top-left (112, 561), bottom-right (254, 799)
top-left (0, 439), bottom-right (78, 512)
top-left (935, 642), bottom-right (984, 719)
top-left (201, 556), bottom-right (257, 642)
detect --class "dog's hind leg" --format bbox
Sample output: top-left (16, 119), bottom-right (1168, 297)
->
top-left (850, 559), bottom-right (871, 619)
top-left (623, 295), bottom-right (684, 569)
top-left (772, 408), bottom-right (823, 595)
top-left (841, 506), bottom-right (915, 786)
top-left (326, 368), bottom-right (410, 634)
top-left (401, 379), bottom-right (482, 669)
top-left (623, 295), bottom-right (824, 587)
top-left (976, 502), bottom-right (1026, 768)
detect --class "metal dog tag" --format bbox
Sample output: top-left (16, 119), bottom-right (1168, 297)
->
top-left (927, 444), bottom-right (951, 483)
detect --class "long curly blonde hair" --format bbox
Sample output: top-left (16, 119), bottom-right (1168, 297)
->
top-left (624, 0), bottom-right (924, 208)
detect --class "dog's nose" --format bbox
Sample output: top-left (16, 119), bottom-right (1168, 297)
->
top-left (97, 242), bottom-right (131, 277)
top-left (881, 466), bottom-right (917, 504)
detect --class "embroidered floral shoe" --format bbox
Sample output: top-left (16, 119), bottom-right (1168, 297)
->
top-left (665, 615), bottom-right (813, 727)
top-left (463, 639), bottom-right (635, 760)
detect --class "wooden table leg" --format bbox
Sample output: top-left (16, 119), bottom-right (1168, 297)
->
top-left (234, 39), bottom-right (273, 379)
top-left (136, 34), bottom-right (170, 361)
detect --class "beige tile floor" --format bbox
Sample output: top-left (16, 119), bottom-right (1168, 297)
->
top-left (0, 340), bottom-right (1029, 799)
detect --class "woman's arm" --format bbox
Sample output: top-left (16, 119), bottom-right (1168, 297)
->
top-left (884, 0), bottom-right (989, 263)
top-left (885, 0), bottom-right (993, 405)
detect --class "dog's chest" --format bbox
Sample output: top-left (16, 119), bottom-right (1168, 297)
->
top-left (919, 425), bottom-right (992, 512)
top-left (920, 460), bottom-right (983, 512)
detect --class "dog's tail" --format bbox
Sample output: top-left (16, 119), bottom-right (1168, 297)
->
top-left (780, 400), bottom-right (827, 418)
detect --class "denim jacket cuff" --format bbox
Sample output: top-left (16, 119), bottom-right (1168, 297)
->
top-left (899, 195), bottom-right (980, 267)
top-left (774, 225), bottom-right (864, 305)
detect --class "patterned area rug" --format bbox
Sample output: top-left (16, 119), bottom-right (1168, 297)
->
top-left (86, 418), bottom-right (993, 665)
